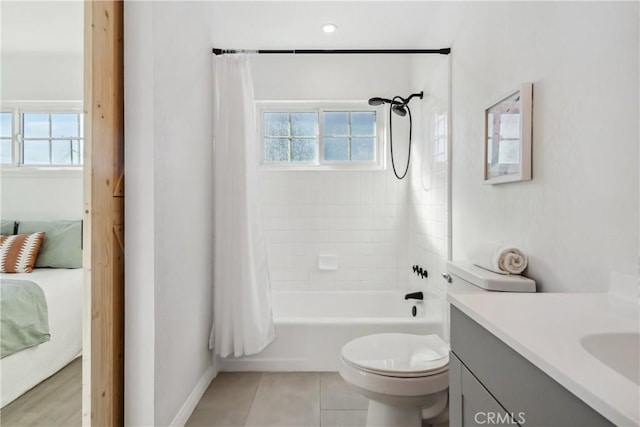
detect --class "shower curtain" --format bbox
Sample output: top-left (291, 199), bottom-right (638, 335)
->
top-left (209, 55), bottom-right (275, 358)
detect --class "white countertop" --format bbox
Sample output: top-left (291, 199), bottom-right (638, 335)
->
top-left (448, 290), bottom-right (640, 426)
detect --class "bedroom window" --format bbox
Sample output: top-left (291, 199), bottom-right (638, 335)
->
top-left (22, 113), bottom-right (83, 165)
top-left (0, 104), bottom-right (83, 167)
top-left (258, 102), bottom-right (385, 170)
top-left (0, 112), bottom-right (13, 164)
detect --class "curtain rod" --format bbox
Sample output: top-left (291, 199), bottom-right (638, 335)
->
top-left (212, 48), bottom-right (451, 56)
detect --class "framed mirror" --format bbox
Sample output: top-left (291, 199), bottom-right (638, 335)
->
top-left (484, 83), bottom-right (532, 184)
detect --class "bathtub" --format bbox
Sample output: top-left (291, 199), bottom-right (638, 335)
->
top-left (219, 290), bottom-right (444, 372)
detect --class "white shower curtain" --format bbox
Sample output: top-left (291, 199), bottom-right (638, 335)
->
top-left (210, 55), bottom-right (275, 358)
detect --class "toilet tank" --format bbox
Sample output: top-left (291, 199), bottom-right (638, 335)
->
top-left (447, 261), bottom-right (536, 293)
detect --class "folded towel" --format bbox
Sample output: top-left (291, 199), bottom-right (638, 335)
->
top-left (469, 244), bottom-right (528, 275)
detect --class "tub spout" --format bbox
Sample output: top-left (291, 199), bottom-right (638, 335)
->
top-left (404, 291), bottom-right (423, 300)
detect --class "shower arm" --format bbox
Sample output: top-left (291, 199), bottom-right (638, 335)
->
top-left (399, 92), bottom-right (424, 106)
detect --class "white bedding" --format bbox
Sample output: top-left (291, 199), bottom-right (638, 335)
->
top-left (0, 268), bottom-right (83, 407)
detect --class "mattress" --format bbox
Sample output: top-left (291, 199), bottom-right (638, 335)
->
top-left (0, 268), bottom-right (83, 407)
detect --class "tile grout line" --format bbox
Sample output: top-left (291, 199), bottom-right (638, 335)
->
top-left (242, 372), bottom-right (264, 427)
top-left (319, 372), bottom-right (322, 412)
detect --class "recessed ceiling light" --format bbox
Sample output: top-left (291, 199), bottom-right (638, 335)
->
top-left (322, 23), bottom-right (337, 33)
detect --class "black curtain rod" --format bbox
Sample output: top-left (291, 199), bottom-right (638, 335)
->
top-left (212, 48), bottom-right (451, 55)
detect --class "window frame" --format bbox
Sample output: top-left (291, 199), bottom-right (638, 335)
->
top-left (256, 101), bottom-right (387, 171)
top-left (0, 110), bottom-right (15, 166)
top-left (0, 101), bottom-right (84, 170)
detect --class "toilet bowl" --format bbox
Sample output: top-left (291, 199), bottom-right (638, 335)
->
top-left (339, 333), bottom-right (449, 427)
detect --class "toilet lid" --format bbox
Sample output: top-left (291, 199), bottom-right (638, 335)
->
top-left (341, 333), bottom-right (449, 378)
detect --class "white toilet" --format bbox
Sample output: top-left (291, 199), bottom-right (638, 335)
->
top-left (339, 333), bottom-right (450, 427)
top-left (339, 262), bottom-right (537, 427)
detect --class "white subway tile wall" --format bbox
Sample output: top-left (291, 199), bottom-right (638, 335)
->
top-left (260, 170), bottom-right (410, 291)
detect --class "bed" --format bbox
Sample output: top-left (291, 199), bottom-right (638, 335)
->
top-left (0, 268), bottom-right (83, 407)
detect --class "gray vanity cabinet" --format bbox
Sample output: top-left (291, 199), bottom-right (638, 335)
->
top-left (449, 306), bottom-right (614, 427)
top-left (450, 354), bottom-right (515, 426)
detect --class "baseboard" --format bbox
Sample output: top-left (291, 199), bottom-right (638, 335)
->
top-left (219, 357), bottom-right (338, 372)
top-left (169, 365), bottom-right (216, 427)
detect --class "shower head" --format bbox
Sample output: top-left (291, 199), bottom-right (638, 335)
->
top-left (369, 91), bottom-right (424, 114)
top-left (368, 97), bottom-right (396, 106)
top-left (392, 105), bottom-right (407, 117)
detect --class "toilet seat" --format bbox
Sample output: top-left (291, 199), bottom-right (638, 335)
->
top-left (340, 333), bottom-right (449, 378)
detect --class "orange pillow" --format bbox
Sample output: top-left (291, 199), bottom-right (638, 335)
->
top-left (0, 232), bottom-right (46, 273)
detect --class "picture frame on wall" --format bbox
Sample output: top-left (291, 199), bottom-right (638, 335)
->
top-left (483, 83), bottom-right (532, 184)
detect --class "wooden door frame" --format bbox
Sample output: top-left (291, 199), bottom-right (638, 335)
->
top-left (83, 1), bottom-right (125, 425)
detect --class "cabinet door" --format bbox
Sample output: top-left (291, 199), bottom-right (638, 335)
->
top-left (450, 352), bottom-right (520, 427)
top-left (449, 352), bottom-right (463, 426)
top-left (461, 364), bottom-right (520, 426)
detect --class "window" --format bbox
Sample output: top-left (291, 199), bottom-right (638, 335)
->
top-left (0, 104), bottom-right (83, 167)
top-left (0, 112), bottom-right (12, 164)
top-left (23, 113), bottom-right (83, 165)
top-left (264, 112), bottom-right (318, 162)
top-left (259, 102), bottom-right (384, 169)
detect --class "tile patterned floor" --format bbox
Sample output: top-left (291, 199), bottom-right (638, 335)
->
top-left (186, 372), bottom-right (368, 427)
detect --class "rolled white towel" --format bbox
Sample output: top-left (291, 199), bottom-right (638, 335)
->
top-left (469, 244), bottom-right (528, 275)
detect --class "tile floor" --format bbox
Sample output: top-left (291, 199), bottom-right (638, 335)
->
top-left (186, 372), bottom-right (368, 427)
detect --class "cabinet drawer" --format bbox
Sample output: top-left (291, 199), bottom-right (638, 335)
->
top-left (450, 306), bottom-right (613, 427)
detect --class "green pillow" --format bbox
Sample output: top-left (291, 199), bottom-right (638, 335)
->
top-left (1, 220), bottom-right (16, 235)
top-left (18, 220), bottom-right (82, 268)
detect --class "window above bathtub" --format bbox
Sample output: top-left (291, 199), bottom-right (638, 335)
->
top-left (257, 101), bottom-right (386, 170)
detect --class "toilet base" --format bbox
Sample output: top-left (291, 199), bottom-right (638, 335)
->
top-left (366, 400), bottom-right (422, 427)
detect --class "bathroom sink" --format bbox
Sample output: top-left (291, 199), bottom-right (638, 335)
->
top-left (580, 333), bottom-right (640, 385)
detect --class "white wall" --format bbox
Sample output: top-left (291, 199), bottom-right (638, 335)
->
top-left (0, 170), bottom-right (83, 220)
top-left (124, 1), bottom-right (215, 425)
top-left (252, 55), bottom-right (415, 291)
top-left (425, 2), bottom-right (639, 292)
top-left (123, 2), bottom-right (155, 424)
top-left (1, 54), bottom-right (83, 101)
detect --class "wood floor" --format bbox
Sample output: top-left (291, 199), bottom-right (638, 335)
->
top-left (187, 372), bottom-right (369, 427)
top-left (0, 358), bottom-right (82, 427)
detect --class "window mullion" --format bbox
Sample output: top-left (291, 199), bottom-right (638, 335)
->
top-left (48, 113), bottom-right (53, 163)
top-left (13, 108), bottom-right (19, 166)
top-left (17, 109), bottom-right (23, 165)
top-left (287, 113), bottom-right (292, 162)
top-left (348, 112), bottom-right (352, 162)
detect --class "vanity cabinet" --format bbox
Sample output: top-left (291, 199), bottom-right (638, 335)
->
top-left (449, 306), bottom-right (614, 427)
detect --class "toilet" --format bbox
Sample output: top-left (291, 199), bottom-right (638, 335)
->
top-left (339, 333), bottom-right (450, 427)
top-left (340, 262), bottom-right (537, 427)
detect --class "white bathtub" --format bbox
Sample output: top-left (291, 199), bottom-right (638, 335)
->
top-left (219, 290), bottom-right (444, 372)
